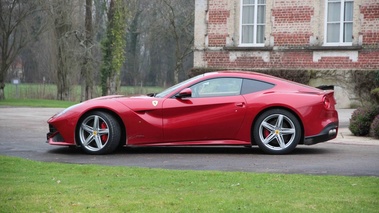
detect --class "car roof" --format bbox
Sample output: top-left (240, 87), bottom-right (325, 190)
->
top-left (205, 70), bottom-right (279, 78)
top-left (202, 70), bottom-right (286, 83)
top-left (202, 70), bottom-right (321, 92)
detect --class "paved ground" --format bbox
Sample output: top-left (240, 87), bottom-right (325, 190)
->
top-left (0, 107), bottom-right (378, 176)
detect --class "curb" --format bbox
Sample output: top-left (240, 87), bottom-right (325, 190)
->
top-left (330, 127), bottom-right (379, 146)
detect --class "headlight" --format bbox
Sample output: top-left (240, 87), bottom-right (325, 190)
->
top-left (56, 103), bottom-right (82, 117)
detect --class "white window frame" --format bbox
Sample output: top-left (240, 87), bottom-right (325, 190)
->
top-left (324, 0), bottom-right (354, 46)
top-left (239, 0), bottom-right (266, 47)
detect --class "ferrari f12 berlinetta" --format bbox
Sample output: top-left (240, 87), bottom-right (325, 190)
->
top-left (47, 71), bottom-right (338, 154)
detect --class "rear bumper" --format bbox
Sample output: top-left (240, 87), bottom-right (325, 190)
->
top-left (303, 122), bottom-right (338, 145)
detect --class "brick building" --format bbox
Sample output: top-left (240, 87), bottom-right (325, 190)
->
top-left (193, 0), bottom-right (379, 108)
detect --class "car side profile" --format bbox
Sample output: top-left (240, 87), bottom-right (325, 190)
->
top-left (47, 71), bottom-right (339, 154)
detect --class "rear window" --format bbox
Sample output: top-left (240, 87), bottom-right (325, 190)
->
top-left (241, 79), bottom-right (275, 95)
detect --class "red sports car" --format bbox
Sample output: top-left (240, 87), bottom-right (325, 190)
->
top-left (47, 71), bottom-right (338, 155)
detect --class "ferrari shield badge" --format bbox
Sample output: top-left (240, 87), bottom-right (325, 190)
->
top-left (152, 100), bottom-right (158, 106)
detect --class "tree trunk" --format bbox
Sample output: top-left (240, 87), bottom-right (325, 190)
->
top-left (56, 44), bottom-right (70, 100)
top-left (80, 0), bottom-right (94, 101)
top-left (0, 60), bottom-right (7, 100)
top-left (0, 82), bottom-right (5, 100)
top-left (53, 0), bottom-right (75, 101)
top-left (101, 0), bottom-right (126, 96)
top-left (0, 37), bottom-right (7, 100)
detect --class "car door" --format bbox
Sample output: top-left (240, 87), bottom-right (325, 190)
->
top-left (162, 77), bottom-right (247, 142)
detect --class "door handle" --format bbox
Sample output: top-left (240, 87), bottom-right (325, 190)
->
top-left (235, 102), bottom-right (245, 107)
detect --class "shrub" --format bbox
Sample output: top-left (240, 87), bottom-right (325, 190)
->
top-left (371, 88), bottom-right (379, 104)
top-left (370, 115), bottom-right (379, 138)
top-left (349, 105), bottom-right (379, 136)
top-left (352, 70), bottom-right (379, 104)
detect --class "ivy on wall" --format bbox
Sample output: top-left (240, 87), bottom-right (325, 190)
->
top-left (101, 0), bottom-right (127, 96)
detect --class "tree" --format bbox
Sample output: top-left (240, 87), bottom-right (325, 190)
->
top-left (123, 0), bottom-right (143, 86)
top-left (101, 0), bottom-right (127, 96)
top-left (72, 0), bottom-right (108, 101)
top-left (158, 0), bottom-right (194, 84)
top-left (50, 0), bottom-right (83, 100)
top-left (1, 0), bottom-right (196, 101)
top-left (79, 0), bottom-right (95, 101)
top-left (0, 0), bottom-right (47, 100)
top-left (126, 0), bottom-right (194, 88)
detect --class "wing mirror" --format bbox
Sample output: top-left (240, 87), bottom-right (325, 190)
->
top-left (175, 88), bottom-right (192, 99)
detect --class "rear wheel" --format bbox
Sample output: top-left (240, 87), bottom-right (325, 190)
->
top-left (253, 109), bottom-right (301, 154)
top-left (77, 111), bottom-right (121, 154)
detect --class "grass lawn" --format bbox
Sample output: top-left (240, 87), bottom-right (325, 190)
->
top-left (4, 83), bottom-right (163, 102)
top-left (1, 83), bottom-right (164, 108)
top-left (0, 98), bottom-right (77, 108)
top-left (0, 155), bottom-right (378, 212)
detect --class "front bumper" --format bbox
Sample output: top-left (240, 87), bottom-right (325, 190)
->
top-left (303, 122), bottom-right (339, 145)
top-left (46, 125), bottom-right (75, 146)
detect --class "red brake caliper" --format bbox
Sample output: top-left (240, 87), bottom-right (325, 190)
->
top-left (100, 122), bottom-right (108, 143)
top-left (264, 129), bottom-right (270, 138)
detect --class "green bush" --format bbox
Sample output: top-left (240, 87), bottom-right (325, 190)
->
top-left (370, 115), bottom-right (379, 138)
top-left (352, 70), bottom-right (379, 104)
top-left (371, 88), bottom-right (379, 104)
top-left (349, 105), bottom-right (379, 136)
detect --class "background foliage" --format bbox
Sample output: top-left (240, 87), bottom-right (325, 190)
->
top-left (352, 70), bottom-right (379, 104)
top-left (349, 104), bottom-right (379, 136)
top-left (2, 0), bottom-right (194, 101)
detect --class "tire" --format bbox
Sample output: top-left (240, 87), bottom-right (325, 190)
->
top-left (77, 111), bottom-right (121, 154)
top-left (253, 109), bottom-right (301, 154)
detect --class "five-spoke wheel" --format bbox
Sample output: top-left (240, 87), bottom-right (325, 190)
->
top-left (77, 111), bottom-right (121, 154)
top-left (253, 109), bottom-right (301, 154)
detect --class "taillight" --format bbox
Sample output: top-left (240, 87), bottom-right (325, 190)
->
top-left (323, 96), bottom-right (331, 109)
top-left (323, 93), bottom-right (335, 110)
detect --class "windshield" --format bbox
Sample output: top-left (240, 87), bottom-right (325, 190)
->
top-left (155, 74), bottom-right (204, 98)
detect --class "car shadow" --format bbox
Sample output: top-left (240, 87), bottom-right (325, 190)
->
top-left (47, 146), bottom-right (83, 155)
top-left (119, 146), bottom-right (261, 155)
top-left (120, 146), bottom-right (334, 155)
top-left (47, 145), bottom-right (334, 155)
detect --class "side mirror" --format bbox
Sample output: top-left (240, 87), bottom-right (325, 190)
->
top-left (175, 88), bottom-right (192, 99)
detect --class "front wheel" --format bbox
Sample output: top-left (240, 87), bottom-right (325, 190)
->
top-left (253, 109), bottom-right (301, 154)
top-left (77, 111), bottom-right (121, 155)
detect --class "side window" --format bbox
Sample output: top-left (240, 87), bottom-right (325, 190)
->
top-left (241, 79), bottom-right (274, 94)
top-left (190, 78), bottom-right (243, 98)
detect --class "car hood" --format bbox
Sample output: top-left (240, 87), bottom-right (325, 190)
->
top-left (88, 94), bottom-right (154, 102)
top-left (86, 94), bottom-right (161, 111)
top-left (90, 95), bottom-right (126, 101)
